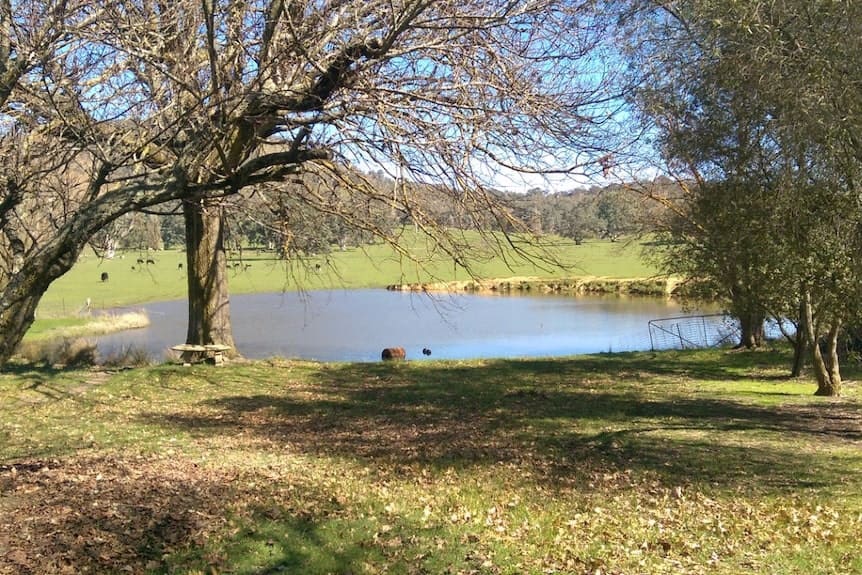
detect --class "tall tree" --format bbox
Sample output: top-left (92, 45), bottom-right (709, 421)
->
top-left (0, 0), bottom-right (110, 363)
top-left (90, 0), bottom-right (624, 350)
top-left (0, 0), bottom-right (622, 365)
top-left (623, 0), bottom-right (862, 394)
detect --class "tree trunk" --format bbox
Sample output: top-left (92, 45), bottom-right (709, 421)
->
top-left (791, 334), bottom-right (807, 377)
top-left (0, 294), bottom-right (38, 363)
top-left (183, 197), bottom-right (237, 351)
top-left (737, 311), bottom-right (765, 349)
top-left (0, 260), bottom-right (71, 366)
top-left (812, 321), bottom-right (842, 396)
top-left (802, 291), bottom-right (841, 396)
top-left (791, 300), bottom-right (807, 377)
top-left (0, 242), bottom-right (84, 365)
top-left (0, 295), bottom-right (35, 364)
top-left (810, 325), bottom-right (842, 396)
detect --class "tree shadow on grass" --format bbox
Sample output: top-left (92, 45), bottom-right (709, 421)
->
top-left (0, 455), bottom-right (221, 574)
top-left (0, 452), bottom-right (394, 575)
top-left (491, 349), bottom-right (795, 383)
top-left (0, 363), bottom-right (107, 408)
top-left (144, 352), bottom-right (862, 493)
top-left (1, 363), bottom-right (67, 396)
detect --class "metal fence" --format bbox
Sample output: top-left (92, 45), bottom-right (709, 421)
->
top-left (647, 314), bottom-right (740, 351)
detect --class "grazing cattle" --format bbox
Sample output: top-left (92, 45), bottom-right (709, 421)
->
top-left (100, 272), bottom-right (109, 282)
top-left (381, 347), bottom-right (406, 361)
top-left (146, 258), bottom-right (155, 265)
top-left (136, 258), bottom-right (144, 264)
top-left (422, 347), bottom-right (432, 356)
top-left (178, 262), bottom-right (183, 270)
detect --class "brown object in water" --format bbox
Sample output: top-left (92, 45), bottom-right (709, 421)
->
top-left (381, 347), bottom-right (406, 360)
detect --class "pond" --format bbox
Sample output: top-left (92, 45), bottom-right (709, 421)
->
top-left (93, 289), bottom-right (720, 362)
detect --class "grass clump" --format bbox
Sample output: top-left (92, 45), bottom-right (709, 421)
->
top-left (1, 348), bottom-right (860, 574)
top-left (26, 311), bottom-right (150, 341)
top-left (16, 311), bottom-right (151, 368)
top-left (16, 337), bottom-right (152, 370)
top-left (15, 337), bottom-right (99, 368)
top-left (99, 344), bottom-right (153, 368)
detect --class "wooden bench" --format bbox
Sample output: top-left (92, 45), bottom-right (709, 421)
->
top-left (171, 344), bottom-right (232, 366)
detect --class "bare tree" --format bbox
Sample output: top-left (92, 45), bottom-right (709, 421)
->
top-left (0, 0), bottom-right (114, 364)
top-left (86, 0), bottom-right (623, 351)
top-left (0, 0), bottom-right (622, 364)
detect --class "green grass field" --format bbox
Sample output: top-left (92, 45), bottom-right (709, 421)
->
top-left (1, 348), bottom-right (860, 574)
top-left (37, 232), bottom-right (658, 318)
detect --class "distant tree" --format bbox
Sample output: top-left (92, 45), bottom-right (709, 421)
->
top-left (558, 195), bottom-right (601, 245)
top-left (120, 214), bottom-right (164, 252)
top-left (509, 188), bottom-right (549, 235)
top-left (538, 195), bottom-right (564, 237)
top-left (595, 188), bottom-right (639, 241)
top-left (159, 212), bottom-right (186, 250)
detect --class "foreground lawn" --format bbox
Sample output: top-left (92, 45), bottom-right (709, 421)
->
top-left (1, 349), bottom-right (860, 574)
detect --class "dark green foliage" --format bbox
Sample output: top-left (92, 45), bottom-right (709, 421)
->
top-left (625, 0), bottom-right (862, 393)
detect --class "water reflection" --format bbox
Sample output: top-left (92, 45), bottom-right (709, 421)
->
top-left (95, 289), bottom-right (714, 362)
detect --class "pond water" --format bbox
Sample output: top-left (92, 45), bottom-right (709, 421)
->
top-left (93, 289), bottom-right (718, 362)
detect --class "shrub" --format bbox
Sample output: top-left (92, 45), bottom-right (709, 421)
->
top-left (16, 337), bottom-right (99, 368)
top-left (100, 344), bottom-right (152, 368)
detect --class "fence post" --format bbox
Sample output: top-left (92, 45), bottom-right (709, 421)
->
top-left (648, 321), bottom-right (655, 351)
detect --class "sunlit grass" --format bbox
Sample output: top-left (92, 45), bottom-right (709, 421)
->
top-left (26, 311), bottom-right (150, 341)
top-left (1, 348), bottom-right (860, 574)
top-left (37, 232), bottom-right (658, 317)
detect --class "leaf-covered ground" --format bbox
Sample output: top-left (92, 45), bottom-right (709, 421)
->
top-left (1, 349), bottom-right (861, 574)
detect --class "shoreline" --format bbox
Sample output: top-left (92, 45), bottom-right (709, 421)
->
top-left (24, 311), bottom-right (151, 342)
top-left (386, 275), bottom-right (683, 297)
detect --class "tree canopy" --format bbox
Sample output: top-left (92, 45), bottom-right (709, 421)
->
top-left (0, 0), bottom-right (623, 365)
top-left (625, 0), bottom-right (862, 395)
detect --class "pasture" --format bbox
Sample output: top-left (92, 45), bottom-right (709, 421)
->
top-left (1, 348), bottom-right (860, 574)
top-left (36, 233), bottom-right (658, 318)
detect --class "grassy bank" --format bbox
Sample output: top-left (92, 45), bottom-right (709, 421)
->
top-left (388, 275), bottom-right (682, 297)
top-left (26, 312), bottom-right (150, 342)
top-left (37, 233), bottom-right (659, 317)
top-left (1, 348), bottom-right (860, 574)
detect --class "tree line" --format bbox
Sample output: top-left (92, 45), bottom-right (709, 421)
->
top-left (94, 176), bottom-right (668, 254)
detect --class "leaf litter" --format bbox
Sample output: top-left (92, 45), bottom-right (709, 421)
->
top-left (1, 356), bottom-right (861, 574)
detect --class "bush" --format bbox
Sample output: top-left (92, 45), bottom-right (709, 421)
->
top-left (16, 337), bottom-right (99, 368)
top-left (100, 345), bottom-right (152, 368)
